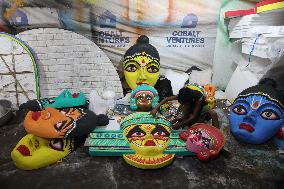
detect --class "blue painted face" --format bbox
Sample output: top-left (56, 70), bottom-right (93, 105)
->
top-left (229, 95), bottom-right (284, 144)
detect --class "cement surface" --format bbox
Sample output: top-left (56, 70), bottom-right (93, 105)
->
top-left (1, 100), bottom-right (283, 189)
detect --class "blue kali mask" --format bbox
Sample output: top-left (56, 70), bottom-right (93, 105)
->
top-left (229, 95), bottom-right (284, 144)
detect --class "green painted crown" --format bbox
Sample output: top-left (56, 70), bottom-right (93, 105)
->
top-left (120, 112), bottom-right (171, 130)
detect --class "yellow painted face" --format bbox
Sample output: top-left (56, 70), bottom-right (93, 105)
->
top-left (123, 123), bottom-right (171, 156)
top-left (123, 52), bottom-right (160, 89)
top-left (11, 134), bottom-right (74, 170)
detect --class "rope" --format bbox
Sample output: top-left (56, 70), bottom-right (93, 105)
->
top-left (246, 34), bottom-right (262, 67)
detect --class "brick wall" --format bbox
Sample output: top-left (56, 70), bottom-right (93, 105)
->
top-left (17, 28), bottom-right (123, 99)
top-left (0, 33), bottom-right (38, 108)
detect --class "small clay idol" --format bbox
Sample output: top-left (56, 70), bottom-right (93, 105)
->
top-left (179, 123), bottom-right (225, 161)
top-left (229, 78), bottom-right (284, 144)
top-left (129, 84), bottom-right (159, 111)
top-left (204, 84), bottom-right (216, 109)
top-left (120, 112), bottom-right (174, 169)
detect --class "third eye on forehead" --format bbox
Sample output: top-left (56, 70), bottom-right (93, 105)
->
top-left (240, 96), bottom-right (283, 112)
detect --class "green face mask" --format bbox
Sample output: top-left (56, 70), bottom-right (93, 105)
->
top-left (39, 90), bottom-right (87, 109)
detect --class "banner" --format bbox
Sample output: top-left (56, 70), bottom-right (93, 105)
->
top-left (0, 0), bottom-right (221, 73)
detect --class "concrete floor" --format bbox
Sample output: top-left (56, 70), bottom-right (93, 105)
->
top-left (1, 101), bottom-right (284, 189)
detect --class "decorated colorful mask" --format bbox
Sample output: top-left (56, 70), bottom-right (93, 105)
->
top-left (19, 89), bottom-right (87, 111)
top-left (123, 35), bottom-right (160, 90)
top-left (11, 134), bottom-right (77, 170)
top-left (129, 84), bottom-right (159, 111)
top-left (24, 107), bottom-right (109, 138)
top-left (120, 112), bottom-right (174, 169)
top-left (180, 123), bottom-right (225, 161)
top-left (229, 81), bottom-right (284, 144)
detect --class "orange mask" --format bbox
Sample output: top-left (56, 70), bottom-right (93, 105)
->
top-left (24, 107), bottom-right (86, 138)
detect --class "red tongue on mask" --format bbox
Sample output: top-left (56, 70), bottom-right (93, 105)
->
top-left (32, 112), bottom-right (41, 121)
top-left (17, 145), bottom-right (31, 156)
top-left (144, 140), bottom-right (156, 146)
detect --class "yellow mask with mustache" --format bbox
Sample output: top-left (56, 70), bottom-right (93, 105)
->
top-left (121, 112), bottom-right (174, 169)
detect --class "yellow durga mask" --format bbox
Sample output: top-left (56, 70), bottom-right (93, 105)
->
top-left (11, 134), bottom-right (75, 170)
top-left (120, 112), bottom-right (174, 169)
top-left (123, 35), bottom-right (160, 90)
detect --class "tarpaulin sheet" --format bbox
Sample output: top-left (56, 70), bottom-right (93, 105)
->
top-left (0, 0), bottom-right (221, 72)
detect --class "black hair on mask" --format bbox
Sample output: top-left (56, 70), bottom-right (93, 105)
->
top-left (124, 35), bottom-right (160, 61)
top-left (237, 78), bottom-right (284, 108)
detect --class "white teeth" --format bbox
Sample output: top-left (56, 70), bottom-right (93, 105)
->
top-left (56, 122), bottom-right (63, 129)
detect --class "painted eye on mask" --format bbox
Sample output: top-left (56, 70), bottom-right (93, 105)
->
top-left (60, 108), bottom-right (72, 114)
top-left (201, 137), bottom-right (211, 149)
top-left (131, 132), bottom-right (145, 137)
top-left (146, 95), bottom-right (153, 100)
top-left (147, 65), bottom-right (159, 73)
top-left (49, 139), bottom-right (64, 151)
top-left (152, 131), bottom-right (166, 136)
top-left (49, 99), bottom-right (55, 104)
top-left (151, 125), bottom-right (170, 137)
top-left (137, 95), bottom-right (144, 100)
top-left (232, 105), bottom-right (247, 115)
top-left (125, 64), bottom-right (138, 72)
top-left (54, 120), bottom-right (67, 131)
top-left (261, 109), bottom-right (280, 120)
